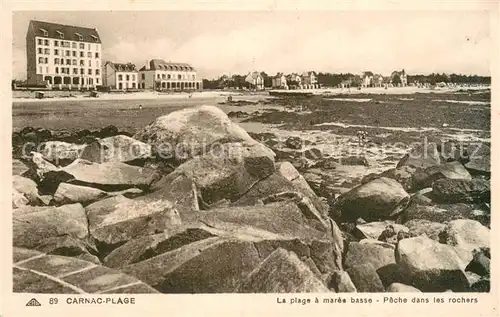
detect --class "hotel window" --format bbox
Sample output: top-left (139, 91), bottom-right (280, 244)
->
top-left (178, 74), bottom-right (182, 80)
top-left (38, 39), bottom-right (42, 45)
top-left (72, 59), bottom-right (77, 66)
top-left (73, 68), bottom-right (78, 75)
top-left (96, 78), bottom-right (100, 84)
top-left (80, 68), bottom-right (84, 75)
top-left (91, 35), bottom-right (98, 42)
top-left (88, 60), bottom-right (92, 67)
top-left (95, 52), bottom-right (99, 58)
top-left (88, 44), bottom-right (91, 50)
top-left (162, 74), bottom-right (166, 79)
top-left (57, 31), bottom-right (64, 39)
top-left (157, 74), bottom-right (160, 79)
top-left (141, 73), bottom-right (145, 80)
top-left (80, 51), bottom-right (84, 57)
top-left (44, 48), bottom-right (50, 55)
top-left (54, 49), bottom-right (59, 55)
top-left (38, 48), bottom-right (42, 54)
top-left (80, 60), bottom-right (84, 66)
top-left (39, 66), bottom-right (43, 73)
top-left (54, 58), bottom-right (59, 65)
top-left (66, 59), bottom-right (71, 65)
top-left (55, 67), bottom-right (59, 74)
top-left (167, 74), bottom-right (171, 79)
top-left (126, 75), bottom-right (130, 81)
top-left (79, 43), bottom-right (85, 49)
top-left (54, 40), bottom-right (59, 47)
top-left (96, 69), bottom-right (100, 75)
top-left (87, 52), bottom-right (92, 58)
top-left (72, 42), bottom-right (77, 49)
top-left (66, 50), bottom-right (70, 56)
top-left (44, 39), bottom-right (49, 45)
top-left (40, 28), bottom-right (48, 36)
top-left (72, 51), bottom-right (76, 57)
top-left (192, 75), bottom-right (195, 80)
top-left (38, 57), bottom-right (44, 63)
top-left (132, 74), bottom-right (135, 81)
top-left (44, 57), bottom-right (48, 64)
top-left (118, 74), bottom-right (123, 81)
top-left (88, 69), bottom-right (92, 75)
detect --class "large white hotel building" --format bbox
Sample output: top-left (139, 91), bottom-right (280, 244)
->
top-left (26, 20), bottom-right (102, 88)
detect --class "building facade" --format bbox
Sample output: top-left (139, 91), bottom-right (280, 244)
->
top-left (26, 20), bottom-right (102, 88)
top-left (245, 72), bottom-right (264, 90)
top-left (300, 71), bottom-right (318, 88)
top-left (138, 59), bottom-right (202, 91)
top-left (272, 73), bottom-right (288, 89)
top-left (102, 62), bottom-right (138, 90)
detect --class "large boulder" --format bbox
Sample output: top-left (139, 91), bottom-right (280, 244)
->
top-left (161, 142), bottom-right (275, 207)
top-left (412, 161), bottom-right (472, 190)
top-left (329, 270), bottom-right (357, 292)
top-left (238, 248), bottom-right (329, 293)
top-left (80, 135), bottom-right (152, 163)
top-left (12, 189), bottom-right (29, 209)
top-left (395, 236), bottom-right (469, 292)
top-left (397, 143), bottom-right (441, 169)
top-left (13, 175), bottom-right (42, 205)
top-left (345, 263), bottom-right (385, 292)
top-left (379, 166), bottom-right (416, 192)
top-left (40, 141), bottom-right (86, 164)
top-left (397, 202), bottom-right (488, 225)
top-left (440, 219), bottom-right (489, 262)
top-left (103, 227), bottom-right (215, 268)
top-left (13, 248), bottom-right (157, 294)
top-left (13, 159), bottom-right (30, 176)
top-left (122, 238), bottom-right (262, 293)
top-left (133, 105), bottom-right (257, 162)
top-left (386, 283), bottom-right (421, 292)
top-left (403, 219), bottom-right (446, 241)
top-left (85, 195), bottom-right (182, 251)
top-left (431, 178), bottom-right (490, 204)
top-left (13, 204), bottom-right (89, 251)
top-left (336, 177), bottom-right (410, 221)
top-left (464, 143), bottom-right (490, 175)
top-left (140, 173), bottom-right (199, 221)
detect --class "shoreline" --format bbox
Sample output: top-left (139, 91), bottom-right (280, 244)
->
top-left (12, 86), bottom-right (490, 104)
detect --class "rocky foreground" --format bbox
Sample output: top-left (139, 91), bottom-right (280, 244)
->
top-left (12, 105), bottom-right (490, 293)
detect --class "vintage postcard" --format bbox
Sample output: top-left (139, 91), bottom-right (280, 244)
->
top-left (1, 0), bottom-right (498, 316)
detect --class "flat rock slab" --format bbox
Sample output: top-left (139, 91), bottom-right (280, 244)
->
top-left (54, 183), bottom-right (108, 205)
top-left (412, 161), bottom-right (472, 190)
top-left (13, 203), bottom-right (88, 250)
top-left (238, 248), bottom-right (329, 293)
top-left (86, 195), bottom-right (182, 248)
top-left (13, 248), bottom-right (157, 294)
top-left (403, 219), bottom-right (446, 241)
top-left (13, 175), bottom-right (41, 205)
top-left (396, 236), bottom-right (469, 292)
top-left (63, 159), bottom-right (159, 188)
top-left (40, 141), bottom-right (86, 163)
top-left (386, 283), bottom-right (421, 292)
top-left (355, 221), bottom-right (409, 240)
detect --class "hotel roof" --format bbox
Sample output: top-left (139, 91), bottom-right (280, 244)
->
top-left (28, 20), bottom-right (102, 43)
top-left (139, 59), bottom-right (195, 71)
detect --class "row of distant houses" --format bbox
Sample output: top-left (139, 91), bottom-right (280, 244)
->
top-left (243, 71), bottom-right (320, 90)
top-left (358, 70), bottom-right (408, 88)
top-left (242, 69), bottom-right (409, 91)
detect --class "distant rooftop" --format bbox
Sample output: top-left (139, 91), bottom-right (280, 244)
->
top-left (105, 61), bottom-right (137, 72)
top-left (28, 20), bottom-right (101, 43)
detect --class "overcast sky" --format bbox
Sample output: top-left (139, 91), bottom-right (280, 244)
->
top-left (12, 11), bottom-right (492, 79)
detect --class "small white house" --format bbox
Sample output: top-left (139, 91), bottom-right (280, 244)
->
top-left (102, 61), bottom-right (138, 90)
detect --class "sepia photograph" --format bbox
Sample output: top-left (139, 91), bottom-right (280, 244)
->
top-left (7, 5), bottom-right (494, 302)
